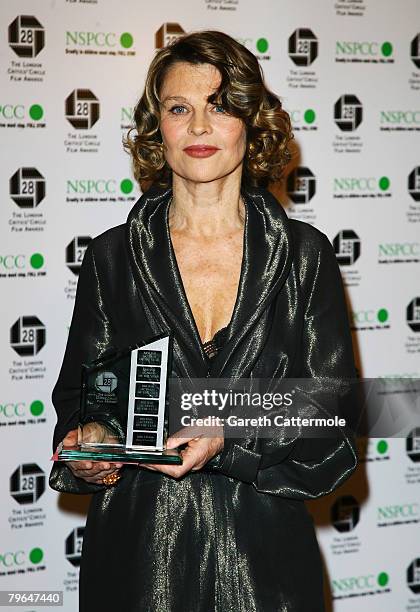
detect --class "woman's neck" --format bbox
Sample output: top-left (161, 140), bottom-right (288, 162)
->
top-left (169, 173), bottom-right (245, 238)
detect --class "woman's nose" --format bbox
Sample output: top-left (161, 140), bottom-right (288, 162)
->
top-left (188, 110), bottom-right (213, 135)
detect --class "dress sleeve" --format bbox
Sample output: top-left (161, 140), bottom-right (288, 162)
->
top-left (49, 242), bottom-right (114, 495)
top-left (208, 232), bottom-right (359, 499)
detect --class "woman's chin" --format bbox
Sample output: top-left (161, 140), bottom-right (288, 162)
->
top-left (173, 168), bottom-right (237, 184)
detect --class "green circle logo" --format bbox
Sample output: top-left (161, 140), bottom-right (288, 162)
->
top-left (378, 176), bottom-right (390, 191)
top-left (120, 33), bottom-right (133, 49)
top-left (256, 38), bottom-right (269, 53)
top-left (120, 179), bottom-right (133, 194)
top-left (29, 104), bottom-right (43, 121)
top-left (29, 548), bottom-right (44, 564)
top-left (30, 400), bottom-right (44, 416)
top-left (377, 572), bottom-right (389, 587)
top-left (30, 253), bottom-right (44, 269)
top-left (381, 42), bottom-right (393, 57)
top-left (377, 308), bottom-right (388, 323)
top-left (377, 440), bottom-right (388, 454)
top-left (304, 109), bottom-right (316, 124)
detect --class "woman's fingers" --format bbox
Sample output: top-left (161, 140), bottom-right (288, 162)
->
top-left (138, 445), bottom-right (202, 478)
top-left (62, 428), bottom-right (78, 446)
top-left (66, 460), bottom-right (122, 483)
top-left (83, 468), bottom-right (119, 484)
top-left (138, 435), bottom-right (224, 479)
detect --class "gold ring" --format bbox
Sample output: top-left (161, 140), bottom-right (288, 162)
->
top-left (103, 472), bottom-right (121, 485)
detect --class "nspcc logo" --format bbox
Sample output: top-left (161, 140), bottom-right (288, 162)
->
top-left (411, 34), bottom-right (420, 69)
top-left (408, 167), bottom-right (420, 201)
top-left (333, 230), bottom-right (361, 265)
top-left (65, 31), bottom-right (133, 49)
top-left (0, 400), bottom-right (44, 420)
top-left (10, 316), bottom-right (46, 357)
top-left (377, 502), bottom-right (419, 526)
top-left (287, 167), bottom-right (316, 203)
top-left (155, 23), bottom-right (185, 49)
top-left (66, 236), bottom-right (91, 275)
top-left (235, 36), bottom-right (270, 59)
top-left (351, 308), bottom-right (389, 330)
top-left (335, 40), bottom-right (393, 62)
top-left (10, 167), bottom-right (45, 208)
top-left (288, 28), bottom-right (318, 66)
top-left (10, 463), bottom-right (45, 504)
top-left (380, 110), bottom-right (420, 127)
top-left (0, 103), bottom-right (44, 123)
top-left (65, 89), bottom-right (99, 129)
top-left (0, 547), bottom-right (44, 571)
top-left (332, 571), bottom-right (390, 598)
top-left (288, 108), bottom-right (317, 130)
top-left (334, 95), bottom-right (363, 131)
top-left (334, 176), bottom-right (390, 196)
top-left (407, 297), bottom-right (420, 332)
top-left (8, 15), bottom-right (45, 58)
top-left (378, 241), bottom-right (420, 264)
top-left (65, 527), bottom-right (84, 567)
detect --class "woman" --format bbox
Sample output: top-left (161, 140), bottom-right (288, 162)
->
top-left (49, 30), bottom-right (358, 612)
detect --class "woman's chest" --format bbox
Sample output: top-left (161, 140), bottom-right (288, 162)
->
top-left (170, 230), bottom-right (244, 343)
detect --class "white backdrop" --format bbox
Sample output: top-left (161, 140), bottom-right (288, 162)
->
top-left (1, 1), bottom-right (420, 610)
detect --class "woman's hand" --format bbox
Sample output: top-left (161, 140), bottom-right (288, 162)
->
top-left (62, 428), bottom-right (123, 484)
top-left (137, 425), bottom-right (224, 479)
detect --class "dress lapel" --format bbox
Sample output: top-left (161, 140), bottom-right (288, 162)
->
top-left (125, 184), bottom-right (293, 380)
top-left (208, 186), bottom-right (293, 378)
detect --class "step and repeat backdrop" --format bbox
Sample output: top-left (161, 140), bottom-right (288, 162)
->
top-left (1, 0), bottom-right (420, 610)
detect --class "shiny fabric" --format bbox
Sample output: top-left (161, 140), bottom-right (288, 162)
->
top-left (49, 184), bottom-right (358, 612)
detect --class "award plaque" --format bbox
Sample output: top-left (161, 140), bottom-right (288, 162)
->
top-left (53, 333), bottom-right (182, 464)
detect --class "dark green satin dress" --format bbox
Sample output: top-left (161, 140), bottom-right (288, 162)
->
top-left (49, 184), bottom-right (358, 611)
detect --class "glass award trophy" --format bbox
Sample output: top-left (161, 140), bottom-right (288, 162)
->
top-left (53, 333), bottom-right (182, 464)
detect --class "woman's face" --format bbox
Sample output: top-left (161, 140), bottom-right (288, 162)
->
top-left (158, 61), bottom-right (247, 184)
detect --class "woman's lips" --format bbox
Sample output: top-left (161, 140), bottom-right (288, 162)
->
top-left (183, 146), bottom-right (220, 158)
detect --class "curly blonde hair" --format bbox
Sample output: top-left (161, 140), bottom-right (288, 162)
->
top-left (123, 30), bottom-right (294, 189)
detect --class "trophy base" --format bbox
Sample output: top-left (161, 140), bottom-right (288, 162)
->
top-left (53, 442), bottom-right (183, 465)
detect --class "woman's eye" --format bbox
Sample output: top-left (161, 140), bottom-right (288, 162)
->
top-left (167, 104), bottom-right (226, 115)
top-left (169, 105), bottom-right (187, 114)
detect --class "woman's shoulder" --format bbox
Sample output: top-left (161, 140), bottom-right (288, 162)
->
top-left (287, 217), bottom-right (340, 289)
top-left (252, 186), bottom-right (332, 258)
top-left (288, 218), bottom-right (342, 293)
top-left (86, 223), bottom-right (126, 257)
top-left (82, 223), bottom-right (128, 278)
top-left (289, 218), bottom-right (332, 255)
